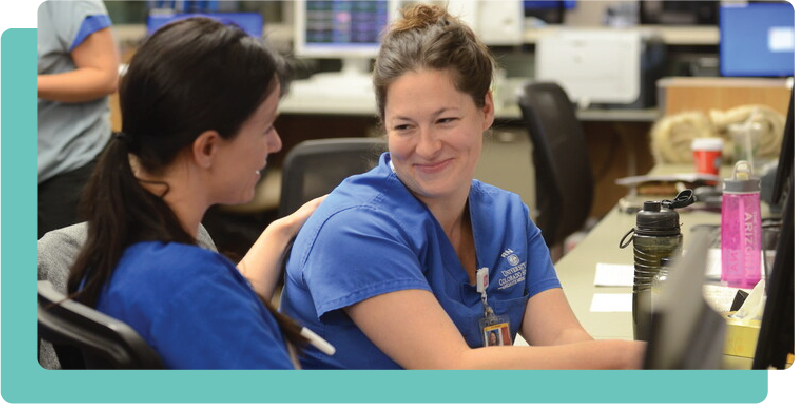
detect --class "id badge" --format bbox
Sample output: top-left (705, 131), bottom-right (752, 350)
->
top-left (479, 315), bottom-right (511, 347)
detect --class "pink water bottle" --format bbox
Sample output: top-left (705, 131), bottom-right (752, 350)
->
top-left (721, 160), bottom-right (763, 289)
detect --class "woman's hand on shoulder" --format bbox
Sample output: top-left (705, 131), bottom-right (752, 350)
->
top-left (238, 195), bottom-right (326, 298)
top-left (271, 195), bottom-right (327, 240)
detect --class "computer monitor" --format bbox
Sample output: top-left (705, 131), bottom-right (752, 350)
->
top-left (523, 1), bottom-right (576, 24)
top-left (720, 2), bottom-right (795, 77)
top-left (146, 13), bottom-right (264, 37)
top-left (753, 88), bottom-right (794, 370)
top-left (772, 88), bottom-right (793, 203)
top-left (640, 1), bottom-right (719, 25)
top-left (294, 0), bottom-right (397, 76)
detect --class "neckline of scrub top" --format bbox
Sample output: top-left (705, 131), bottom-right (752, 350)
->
top-left (384, 152), bottom-right (483, 288)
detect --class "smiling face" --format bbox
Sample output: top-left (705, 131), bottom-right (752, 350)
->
top-left (212, 82), bottom-right (282, 205)
top-left (385, 68), bottom-right (494, 206)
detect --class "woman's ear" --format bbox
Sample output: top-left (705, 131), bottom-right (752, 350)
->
top-left (192, 130), bottom-right (221, 169)
top-left (482, 91), bottom-right (495, 131)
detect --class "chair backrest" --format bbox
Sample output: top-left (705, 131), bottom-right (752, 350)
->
top-left (516, 81), bottom-right (594, 248)
top-left (278, 137), bottom-right (387, 218)
top-left (37, 221), bottom-right (216, 369)
top-left (37, 280), bottom-right (164, 369)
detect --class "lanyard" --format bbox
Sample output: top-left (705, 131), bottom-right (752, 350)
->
top-left (476, 267), bottom-right (495, 317)
top-left (477, 266), bottom-right (511, 347)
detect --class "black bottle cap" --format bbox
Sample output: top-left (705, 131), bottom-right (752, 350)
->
top-left (635, 201), bottom-right (681, 236)
top-left (643, 201), bottom-right (661, 212)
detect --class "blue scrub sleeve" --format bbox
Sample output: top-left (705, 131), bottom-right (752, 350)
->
top-left (70, 15), bottom-right (112, 52)
top-left (147, 267), bottom-right (295, 369)
top-left (300, 207), bottom-right (432, 317)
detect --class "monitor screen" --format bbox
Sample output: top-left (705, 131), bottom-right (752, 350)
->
top-left (146, 13), bottom-right (264, 37)
top-left (524, 0), bottom-right (576, 10)
top-left (523, 0), bottom-right (576, 23)
top-left (294, 0), bottom-right (394, 58)
top-left (720, 2), bottom-right (795, 77)
top-left (640, 1), bottom-right (719, 25)
top-left (753, 88), bottom-right (794, 370)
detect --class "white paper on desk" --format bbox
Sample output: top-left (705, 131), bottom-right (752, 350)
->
top-left (590, 293), bottom-right (632, 312)
top-left (706, 249), bottom-right (722, 280)
top-left (593, 263), bottom-right (634, 287)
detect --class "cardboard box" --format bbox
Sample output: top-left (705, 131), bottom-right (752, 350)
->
top-left (658, 77), bottom-right (791, 117)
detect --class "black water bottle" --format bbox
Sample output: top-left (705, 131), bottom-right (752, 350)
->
top-left (620, 190), bottom-right (694, 340)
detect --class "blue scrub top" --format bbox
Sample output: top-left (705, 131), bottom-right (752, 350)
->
top-left (96, 241), bottom-right (295, 369)
top-left (281, 153), bottom-right (561, 369)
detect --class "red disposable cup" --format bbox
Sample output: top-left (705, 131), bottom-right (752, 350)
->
top-left (691, 138), bottom-right (723, 176)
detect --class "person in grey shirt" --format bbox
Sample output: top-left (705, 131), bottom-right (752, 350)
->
top-left (38, 0), bottom-right (119, 238)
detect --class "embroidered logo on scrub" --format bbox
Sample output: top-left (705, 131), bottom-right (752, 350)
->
top-left (507, 254), bottom-right (520, 266)
top-left (498, 249), bottom-right (526, 290)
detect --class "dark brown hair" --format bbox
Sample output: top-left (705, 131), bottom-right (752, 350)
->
top-left (373, 3), bottom-right (495, 121)
top-left (67, 18), bottom-right (306, 348)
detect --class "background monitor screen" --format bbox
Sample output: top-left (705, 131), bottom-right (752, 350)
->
top-left (294, 0), bottom-right (392, 58)
top-left (523, 0), bottom-right (576, 23)
top-left (523, 0), bottom-right (576, 9)
top-left (753, 88), bottom-right (794, 370)
top-left (147, 13), bottom-right (264, 37)
top-left (720, 2), bottom-right (795, 77)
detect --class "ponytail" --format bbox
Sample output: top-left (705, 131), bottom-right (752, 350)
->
top-left (67, 133), bottom-right (194, 307)
top-left (259, 296), bottom-right (309, 350)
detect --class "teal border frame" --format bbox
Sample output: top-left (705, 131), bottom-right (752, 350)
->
top-left (1, 27), bottom-right (768, 403)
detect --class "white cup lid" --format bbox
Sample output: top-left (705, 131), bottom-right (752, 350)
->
top-left (691, 137), bottom-right (724, 151)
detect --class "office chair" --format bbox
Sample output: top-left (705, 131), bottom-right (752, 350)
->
top-left (278, 137), bottom-right (387, 218)
top-left (517, 81), bottom-right (594, 249)
top-left (37, 222), bottom-right (216, 369)
top-left (38, 280), bottom-right (164, 369)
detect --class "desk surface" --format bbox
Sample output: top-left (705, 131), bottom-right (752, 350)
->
top-left (556, 164), bottom-right (733, 339)
top-left (555, 200), bottom-right (724, 340)
top-left (553, 164), bottom-right (759, 368)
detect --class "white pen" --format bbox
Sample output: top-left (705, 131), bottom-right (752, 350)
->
top-left (300, 327), bottom-right (336, 356)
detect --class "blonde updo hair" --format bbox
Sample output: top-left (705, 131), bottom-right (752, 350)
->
top-left (373, 4), bottom-right (495, 122)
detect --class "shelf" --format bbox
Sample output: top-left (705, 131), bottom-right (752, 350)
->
top-left (522, 25), bottom-right (719, 45)
top-left (112, 23), bottom-right (719, 48)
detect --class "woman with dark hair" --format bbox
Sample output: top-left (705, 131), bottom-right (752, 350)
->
top-left (281, 4), bottom-right (645, 369)
top-left (67, 18), bottom-right (321, 369)
top-left (488, 331), bottom-right (499, 347)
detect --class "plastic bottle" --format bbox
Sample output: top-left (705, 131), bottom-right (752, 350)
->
top-left (620, 190), bottom-right (693, 340)
top-left (650, 258), bottom-right (672, 316)
top-left (721, 160), bottom-right (763, 289)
